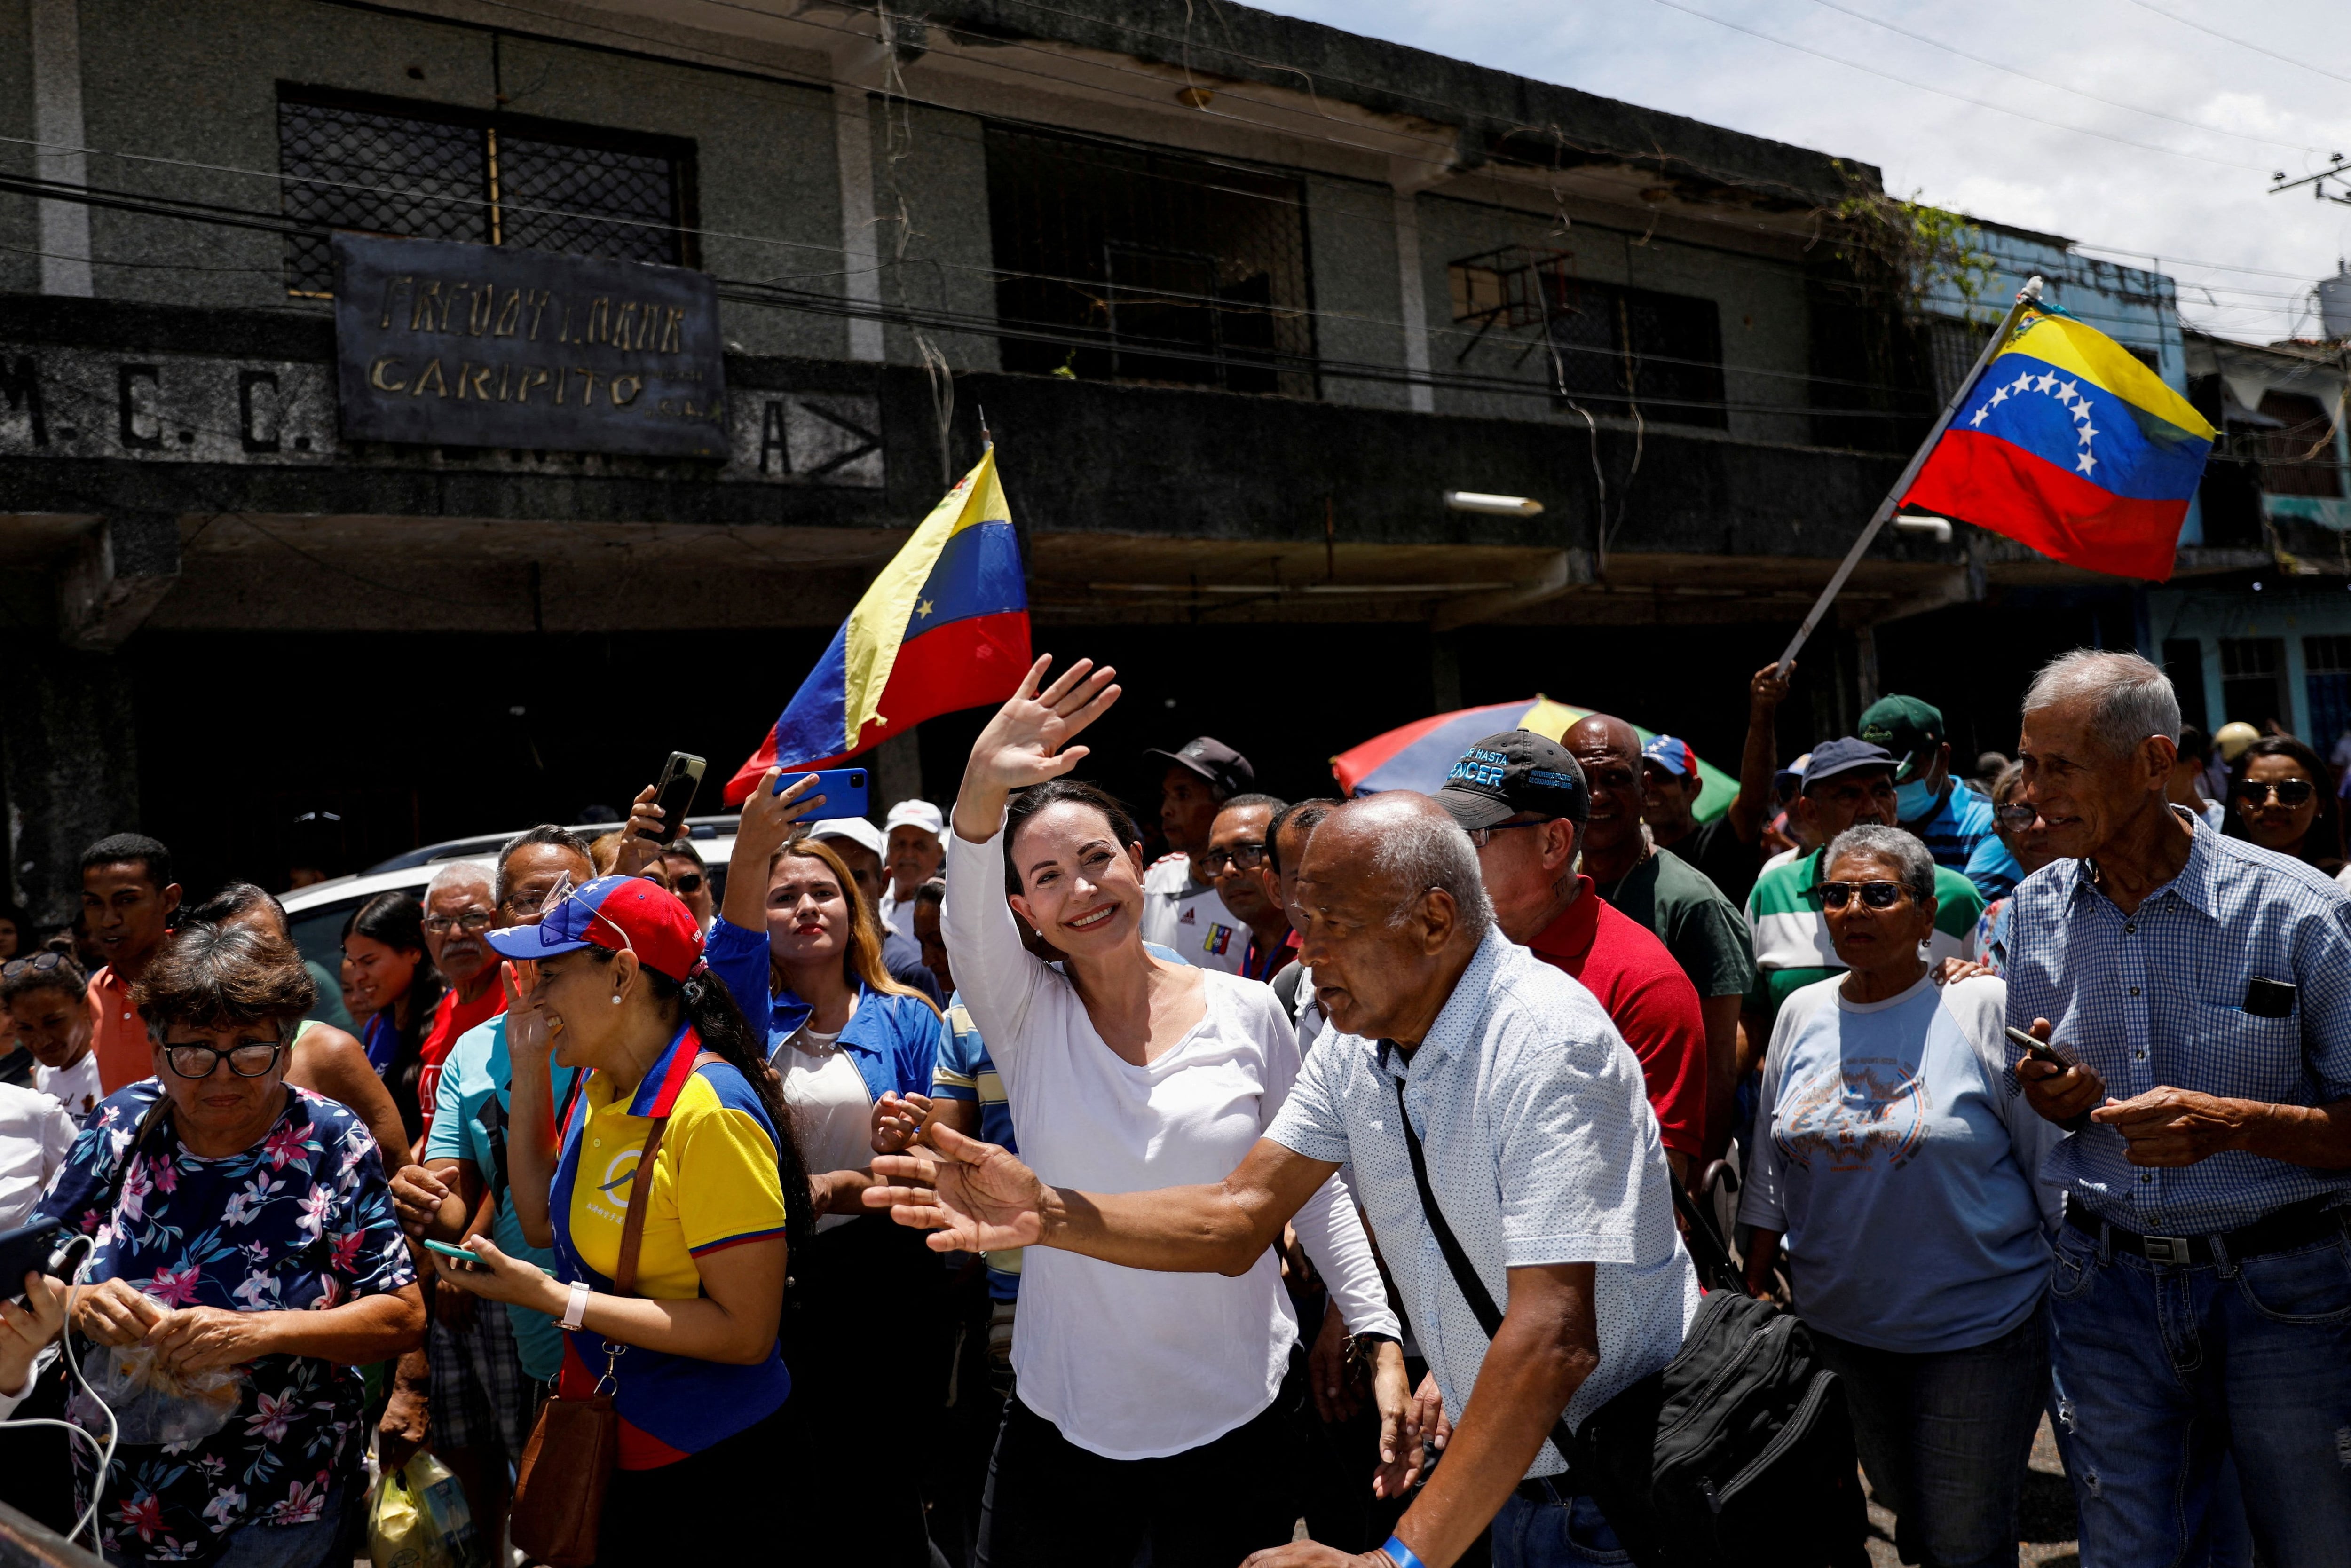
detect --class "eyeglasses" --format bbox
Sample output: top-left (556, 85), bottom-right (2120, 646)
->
top-left (1816, 881), bottom-right (1908, 910)
top-left (421, 910), bottom-right (494, 937)
top-left (164, 1039), bottom-right (284, 1079)
top-left (1994, 804), bottom-right (2038, 830)
top-left (1205, 843), bottom-right (1267, 871)
top-left (2233, 778), bottom-right (2316, 807)
top-left (670, 873), bottom-right (704, 895)
top-left (542, 874), bottom-right (637, 958)
top-left (1466, 818), bottom-right (1559, 849)
top-left (1, 953), bottom-right (67, 980)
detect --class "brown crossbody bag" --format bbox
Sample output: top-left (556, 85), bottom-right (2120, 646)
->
top-left (509, 1059), bottom-right (707, 1568)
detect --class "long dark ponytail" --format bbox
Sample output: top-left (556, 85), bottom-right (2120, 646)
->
top-left (585, 948), bottom-right (815, 1252)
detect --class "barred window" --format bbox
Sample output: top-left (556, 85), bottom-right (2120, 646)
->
top-left (277, 88), bottom-right (692, 296)
top-left (985, 124), bottom-right (1316, 398)
top-left (1538, 268), bottom-right (1727, 428)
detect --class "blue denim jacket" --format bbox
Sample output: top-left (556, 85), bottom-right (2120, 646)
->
top-left (703, 914), bottom-right (939, 1105)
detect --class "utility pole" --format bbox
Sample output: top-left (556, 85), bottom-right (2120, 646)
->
top-left (2270, 154), bottom-right (2351, 205)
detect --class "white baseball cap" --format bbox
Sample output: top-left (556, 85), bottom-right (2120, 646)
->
top-left (884, 799), bottom-right (945, 837)
top-left (807, 817), bottom-right (884, 857)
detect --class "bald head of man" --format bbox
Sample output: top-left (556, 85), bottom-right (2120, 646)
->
top-left (1293, 793), bottom-right (1492, 1045)
top-left (1562, 714), bottom-right (1649, 881)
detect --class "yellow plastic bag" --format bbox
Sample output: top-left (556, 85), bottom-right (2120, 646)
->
top-left (369, 1452), bottom-right (480, 1568)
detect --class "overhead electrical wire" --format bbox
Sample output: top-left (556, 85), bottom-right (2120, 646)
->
top-left (1797, 0), bottom-right (2327, 155)
top-left (1641, 0), bottom-right (2267, 173)
top-left (2116, 0), bottom-right (2351, 92)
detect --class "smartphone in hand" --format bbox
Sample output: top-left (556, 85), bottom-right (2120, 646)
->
top-left (639, 753), bottom-right (707, 843)
top-left (776, 766), bottom-right (870, 821)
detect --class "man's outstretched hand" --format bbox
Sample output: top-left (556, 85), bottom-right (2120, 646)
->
top-left (865, 1121), bottom-right (1057, 1252)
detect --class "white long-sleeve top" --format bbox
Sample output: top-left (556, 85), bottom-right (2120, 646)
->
top-left (944, 821), bottom-right (1399, 1459)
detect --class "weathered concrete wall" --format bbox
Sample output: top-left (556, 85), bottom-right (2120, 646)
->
top-left (0, 0), bottom-right (39, 299)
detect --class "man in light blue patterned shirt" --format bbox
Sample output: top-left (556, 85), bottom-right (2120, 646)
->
top-left (2008, 649), bottom-right (2351, 1568)
top-left (868, 793), bottom-right (1698, 1568)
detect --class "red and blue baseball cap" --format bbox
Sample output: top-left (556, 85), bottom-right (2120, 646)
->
top-left (485, 874), bottom-right (705, 982)
top-left (1642, 735), bottom-right (1701, 778)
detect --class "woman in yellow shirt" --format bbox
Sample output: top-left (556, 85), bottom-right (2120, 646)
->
top-left (432, 874), bottom-right (813, 1563)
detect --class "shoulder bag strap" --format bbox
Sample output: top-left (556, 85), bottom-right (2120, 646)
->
top-left (610, 1053), bottom-right (724, 1297)
top-left (1390, 1073), bottom-right (1578, 1472)
top-left (612, 1117), bottom-right (668, 1299)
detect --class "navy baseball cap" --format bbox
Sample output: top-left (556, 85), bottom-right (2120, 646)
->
top-left (1434, 731), bottom-right (1592, 832)
top-left (1800, 737), bottom-right (1896, 792)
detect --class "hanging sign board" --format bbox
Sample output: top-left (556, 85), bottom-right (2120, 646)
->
top-left (332, 233), bottom-right (726, 457)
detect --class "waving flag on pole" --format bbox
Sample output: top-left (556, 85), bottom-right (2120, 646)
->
top-left (724, 448), bottom-right (1029, 804)
top-left (1901, 308), bottom-right (2216, 581)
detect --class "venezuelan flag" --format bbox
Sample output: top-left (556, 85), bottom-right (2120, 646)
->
top-left (724, 449), bottom-right (1029, 804)
top-left (1902, 310), bottom-right (2216, 581)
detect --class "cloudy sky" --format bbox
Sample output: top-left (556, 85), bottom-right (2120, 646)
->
top-left (1250, 0), bottom-right (2351, 345)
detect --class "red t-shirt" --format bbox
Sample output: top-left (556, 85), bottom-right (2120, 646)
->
top-left (415, 982), bottom-right (507, 1140)
top-left (1526, 878), bottom-right (1709, 1161)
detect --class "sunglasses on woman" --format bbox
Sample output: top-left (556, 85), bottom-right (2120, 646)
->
top-left (1815, 881), bottom-right (1907, 911)
top-left (2233, 779), bottom-right (2316, 807)
top-left (0, 952), bottom-right (69, 980)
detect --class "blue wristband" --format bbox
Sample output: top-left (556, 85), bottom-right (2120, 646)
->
top-left (1380, 1536), bottom-right (1428, 1568)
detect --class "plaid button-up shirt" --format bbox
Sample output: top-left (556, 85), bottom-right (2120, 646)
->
top-left (2004, 807), bottom-right (2351, 1234)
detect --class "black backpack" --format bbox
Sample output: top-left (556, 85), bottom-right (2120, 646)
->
top-left (1391, 1079), bottom-right (1867, 1568)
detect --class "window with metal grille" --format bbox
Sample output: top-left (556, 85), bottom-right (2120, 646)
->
top-left (984, 124), bottom-right (1315, 397)
top-left (2221, 636), bottom-right (2288, 733)
top-left (1534, 264), bottom-right (1726, 428)
top-left (2307, 636), bottom-right (2351, 747)
top-left (277, 88), bottom-right (693, 296)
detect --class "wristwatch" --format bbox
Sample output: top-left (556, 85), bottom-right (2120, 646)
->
top-left (561, 1279), bottom-right (591, 1331)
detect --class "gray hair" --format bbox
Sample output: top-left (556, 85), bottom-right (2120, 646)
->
top-left (1365, 806), bottom-right (1495, 932)
top-left (493, 825), bottom-right (597, 906)
top-left (1823, 824), bottom-right (1937, 904)
top-left (424, 861), bottom-right (494, 901)
top-left (2022, 650), bottom-right (2181, 756)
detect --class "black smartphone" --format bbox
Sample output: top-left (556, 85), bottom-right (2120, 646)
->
top-left (774, 766), bottom-right (870, 821)
top-left (638, 752), bottom-right (706, 843)
top-left (0, 1217), bottom-right (64, 1300)
top-left (2002, 1024), bottom-right (2070, 1069)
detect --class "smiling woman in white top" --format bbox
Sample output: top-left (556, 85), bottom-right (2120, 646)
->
top-left (936, 656), bottom-right (1404, 1568)
top-left (1, 950), bottom-right (103, 1124)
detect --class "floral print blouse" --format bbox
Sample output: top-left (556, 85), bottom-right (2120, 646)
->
top-left (35, 1082), bottom-right (416, 1561)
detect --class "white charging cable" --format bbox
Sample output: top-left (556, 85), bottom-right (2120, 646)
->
top-left (0, 1235), bottom-right (118, 1552)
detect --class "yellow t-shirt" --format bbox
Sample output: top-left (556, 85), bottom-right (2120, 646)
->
top-left (565, 1050), bottom-right (790, 1299)
top-left (552, 1026), bottom-right (792, 1466)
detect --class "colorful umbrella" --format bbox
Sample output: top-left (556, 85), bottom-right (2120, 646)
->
top-left (1331, 696), bottom-right (1736, 821)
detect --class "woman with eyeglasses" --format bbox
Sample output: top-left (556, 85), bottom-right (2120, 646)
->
top-left (342, 890), bottom-right (443, 1142)
top-left (35, 921), bottom-right (425, 1566)
top-left (2223, 734), bottom-right (2344, 875)
top-left (1740, 824), bottom-right (2061, 1568)
top-left (184, 883), bottom-right (411, 1167)
top-left (1971, 763), bottom-right (2059, 977)
top-left (430, 874), bottom-right (813, 1565)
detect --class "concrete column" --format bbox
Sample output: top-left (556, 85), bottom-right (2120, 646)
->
top-left (59, 512), bottom-right (181, 650)
top-left (1, 640), bottom-right (140, 925)
top-left (869, 729), bottom-right (923, 820)
top-left (834, 85), bottom-right (886, 364)
top-left (1390, 185), bottom-right (1435, 415)
top-left (29, 0), bottom-right (92, 298)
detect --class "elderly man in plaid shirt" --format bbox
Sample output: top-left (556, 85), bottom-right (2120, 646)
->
top-left (2008, 650), bottom-right (2351, 1568)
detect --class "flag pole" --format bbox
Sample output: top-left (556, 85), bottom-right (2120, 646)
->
top-left (1774, 274), bottom-right (2046, 676)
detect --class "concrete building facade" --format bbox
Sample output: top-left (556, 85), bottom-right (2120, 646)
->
top-left (0, 0), bottom-right (2264, 911)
